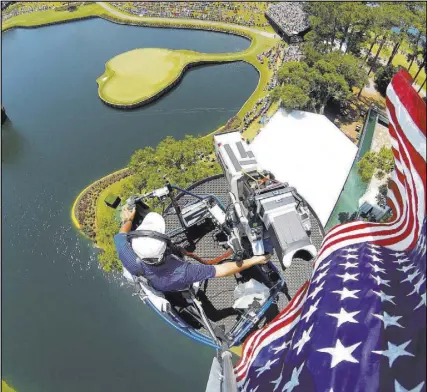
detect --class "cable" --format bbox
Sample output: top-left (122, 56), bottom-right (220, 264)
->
top-left (241, 169), bottom-right (261, 191)
top-left (256, 169), bottom-right (280, 185)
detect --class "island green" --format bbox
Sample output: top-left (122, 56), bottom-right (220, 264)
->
top-left (97, 48), bottom-right (239, 107)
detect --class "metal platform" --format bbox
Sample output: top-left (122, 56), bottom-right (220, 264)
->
top-left (164, 174), bottom-right (325, 334)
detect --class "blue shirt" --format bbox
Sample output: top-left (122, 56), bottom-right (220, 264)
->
top-left (114, 233), bottom-right (216, 292)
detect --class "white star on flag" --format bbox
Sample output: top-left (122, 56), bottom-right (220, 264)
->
top-left (414, 293), bottom-right (426, 310)
top-left (293, 325), bottom-right (314, 355)
top-left (270, 365), bottom-right (284, 392)
top-left (369, 248), bottom-right (382, 255)
top-left (336, 272), bottom-right (359, 282)
top-left (408, 276), bottom-right (426, 296)
top-left (367, 254), bottom-right (384, 263)
top-left (312, 269), bottom-right (329, 285)
top-left (326, 308), bottom-right (360, 327)
top-left (394, 380), bottom-right (425, 392)
top-left (393, 257), bottom-right (410, 265)
top-left (318, 339), bottom-right (361, 368)
top-left (343, 247), bottom-right (359, 253)
top-left (272, 339), bottom-right (291, 354)
top-left (369, 263), bottom-right (386, 274)
top-left (372, 290), bottom-right (396, 304)
top-left (397, 264), bottom-right (416, 273)
top-left (369, 244), bottom-right (381, 249)
top-left (373, 340), bottom-right (414, 367)
top-left (240, 379), bottom-right (250, 392)
top-left (301, 298), bottom-right (321, 323)
top-left (255, 358), bottom-right (279, 377)
top-left (307, 281), bottom-right (325, 300)
top-left (391, 252), bottom-right (406, 257)
top-left (373, 311), bottom-right (403, 329)
top-left (332, 287), bottom-right (360, 301)
top-left (371, 274), bottom-right (391, 287)
top-left (339, 261), bottom-right (358, 270)
top-left (282, 362), bottom-right (304, 392)
top-left (317, 260), bottom-right (331, 272)
top-left (401, 269), bottom-right (421, 284)
top-left (342, 253), bottom-right (358, 260)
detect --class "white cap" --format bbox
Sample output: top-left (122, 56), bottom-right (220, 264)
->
top-left (132, 212), bottom-right (167, 261)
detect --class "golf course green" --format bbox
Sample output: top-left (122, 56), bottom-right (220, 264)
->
top-left (97, 48), bottom-right (238, 107)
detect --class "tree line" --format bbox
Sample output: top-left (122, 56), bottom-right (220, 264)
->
top-left (272, 2), bottom-right (426, 112)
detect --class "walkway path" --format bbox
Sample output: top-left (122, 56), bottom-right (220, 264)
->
top-left (97, 2), bottom-right (277, 39)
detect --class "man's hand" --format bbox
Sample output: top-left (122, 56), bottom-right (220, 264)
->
top-left (249, 254), bottom-right (271, 265)
top-left (120, 205), bottom-right (136, 225)
top-left (214, 254), bottom-right (271, 278)
top-left (119, 205), bottom-right (136, 233)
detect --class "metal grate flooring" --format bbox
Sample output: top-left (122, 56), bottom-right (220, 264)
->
top-left (164, 175), bottom-right (324, 334)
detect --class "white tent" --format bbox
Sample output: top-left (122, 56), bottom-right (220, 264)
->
top-left (251, 109), bottom-right (357, 227)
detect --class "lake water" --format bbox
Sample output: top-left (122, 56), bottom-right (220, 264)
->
top-left (1, 18), bottom-right (258, 392)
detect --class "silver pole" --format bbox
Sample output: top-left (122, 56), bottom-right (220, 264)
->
top-left (222, 350), bottom-right (239, 392)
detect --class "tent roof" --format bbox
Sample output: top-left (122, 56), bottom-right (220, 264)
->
top-left (251, 109), bottom-right (357, 227)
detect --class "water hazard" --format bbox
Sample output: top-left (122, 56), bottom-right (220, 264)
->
top-left (2, 18), bottom-right (258, 392)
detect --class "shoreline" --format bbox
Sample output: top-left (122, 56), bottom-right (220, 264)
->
top-left (2, 3), bottom-right (280, 237)
top-left (98, 55), bottom-right (241, 108)
top-left (71, 168), bottom-right (132, 238)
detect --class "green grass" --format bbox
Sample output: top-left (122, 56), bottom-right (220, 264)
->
top-left (1, 3), bottom-right (105, 31)
top-left (95, 176), bottom-right (132, 248)
top-left (97, 48), bottom-right (239, 107)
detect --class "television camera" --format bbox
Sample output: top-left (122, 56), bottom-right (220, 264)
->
top-left (107, 131), bottom-right (317, 270)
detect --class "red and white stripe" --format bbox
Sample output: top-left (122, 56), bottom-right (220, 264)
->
top-left (235, 282), bottom-right (310, 382)
top-left (235, 70), bottom-right (426, 380)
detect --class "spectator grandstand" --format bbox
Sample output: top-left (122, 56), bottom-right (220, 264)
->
top-left (110, 2), bottom-right (270, 29)
top-left (265, 2), bottom-right (310, 44)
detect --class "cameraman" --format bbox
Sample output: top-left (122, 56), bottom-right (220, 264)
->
top-left (114, 206), bottom-right (270, 293)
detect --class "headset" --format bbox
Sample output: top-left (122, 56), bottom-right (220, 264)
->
top-left (127, 230), bottom-right (183, 265)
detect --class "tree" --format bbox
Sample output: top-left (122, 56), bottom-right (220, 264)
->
top-left (377, 146), bottom-right (395, 174)
top-left (367, 3), bottom-right (401, 75)
top-left (271, 85), bottom-right (310, 112)
top-left (315, 69), bottom-right (350, 114)
top-left (325, 51), bottom-right (368, 90)
top-left (375, 64), bottom-right (398, 95)
top-left (275, 50), bottom-right (365, 114)
top-left (406, 3), bottom-right (426, 71)
top-left (304, 2), bottom-right (370, 55)
top-left (304, 2), bottom-right (338, 53)
top-left (386, 4), bottom-right (412, 66)
top-left (357, 150), bottom-right (378, 182)
top-left (357, 147), bottom-right (395, 183)
top-left (376, 183), bottom-right (389, 208)
top-left (338, 211), bottom-right (358, 224)
top-left (413, 56), bottom-right (426, 84)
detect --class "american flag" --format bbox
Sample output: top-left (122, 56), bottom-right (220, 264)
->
top-left (235, 70), bottom-right (426, 392)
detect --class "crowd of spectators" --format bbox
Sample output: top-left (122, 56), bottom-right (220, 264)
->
top-left (266, 2), bottom-right (309, 37)
top-left (2, 2), bottom-right (56, 22)
top-left (282, 44), bottom-right (304, 63)
top-left (111, 2), bottom-right (270, 29)
top-left (242, 95), bottom-right (271, 132)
